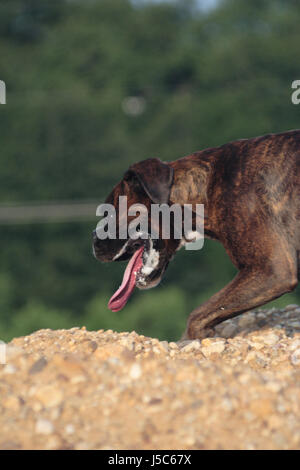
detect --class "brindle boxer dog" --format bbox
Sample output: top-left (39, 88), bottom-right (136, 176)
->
top-left (93, 129), bottom-right (300, 339)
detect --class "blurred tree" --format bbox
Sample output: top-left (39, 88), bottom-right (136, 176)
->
top-left (0, 0), bottom-right (65, 42)
top-left (0, 0), bottom-right (299, 340)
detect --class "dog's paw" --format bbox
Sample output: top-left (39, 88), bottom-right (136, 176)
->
top-left (177, 327), bottom-right (214, 344)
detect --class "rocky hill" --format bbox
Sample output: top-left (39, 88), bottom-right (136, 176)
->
top-left (0, 305), bottom-right (300, 450)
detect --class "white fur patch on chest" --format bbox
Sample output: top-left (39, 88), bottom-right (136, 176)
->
top-left (141, 245), bottom-right (160, 276)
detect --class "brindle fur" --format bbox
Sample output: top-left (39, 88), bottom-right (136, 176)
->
top-left (93, 129), bottom-right (300, 339)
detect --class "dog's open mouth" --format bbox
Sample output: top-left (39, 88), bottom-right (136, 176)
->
top-left (107, 237), bottom-right (161, 312)
top-left (108, 245), bottom-right (144, 312)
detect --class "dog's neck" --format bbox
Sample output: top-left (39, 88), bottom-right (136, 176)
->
top-left (169, 153), bottom-right (214, 206)
top-left (169, 152), bottom-right (218, 239)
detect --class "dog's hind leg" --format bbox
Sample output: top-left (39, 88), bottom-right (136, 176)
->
top-left (182, 235), bottom-right (298, 340)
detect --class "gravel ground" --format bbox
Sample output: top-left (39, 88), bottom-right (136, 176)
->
top-left (0, 305), bottom-right (300, 450)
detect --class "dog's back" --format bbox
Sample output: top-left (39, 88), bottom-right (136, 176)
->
top-left (199, 130), bottom-right (300, 250)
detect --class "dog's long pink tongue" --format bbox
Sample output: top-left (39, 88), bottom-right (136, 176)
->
top-left (108, 247), bottom-right (144, 312)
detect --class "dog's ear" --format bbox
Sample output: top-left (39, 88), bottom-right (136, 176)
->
top-left (124, 158), bottom-right (174, 204)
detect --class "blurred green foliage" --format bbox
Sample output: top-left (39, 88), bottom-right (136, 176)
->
top-left (0, 0), bottom-right (299, 342)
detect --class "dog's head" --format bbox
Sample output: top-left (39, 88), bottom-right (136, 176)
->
top-left (93, 158), bottom-right (183, 311)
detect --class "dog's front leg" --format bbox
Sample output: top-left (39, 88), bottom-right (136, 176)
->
top-left (182, 264), bottom-right (298, 340)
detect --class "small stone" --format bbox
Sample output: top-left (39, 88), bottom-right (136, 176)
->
top-left (181, 340), bottom-right (201, 353)
top-left (142, 395), bottom-right (151, 404)
top-left (255, 353), bottom-right (269, 367)
top-left (221, 323), bottom-right (237, 338)
top-left (272, 432), bottom-right (287, 447)
top-left (201, 338), bottom-right (213, 347)
top-left (284, 304), bottom-right (299, 312)
top-left (35, 419), bottom-right (54, 435)
top-left (178, 340), bottom-right (192, 349)
top-left (169, 342), bottom-right (178, 350)
top-left (88, 341), bottom-right (98, 352)
top-left (120, 337), bottom-right (135, 351)
top-left (159, 341), bottom-right (169, 352)
top-left (238, 312), bottom-right (256, 328)
top-left (239, 373), bottom-right (251, 384)
top-left (265, 381), bottom-right (282, 393)
top-left (263, 333), bottom-right (279, 346)
top-left (289, 340), bottom-right (300, 351)
top-left (65, 424), bottom-right (75, 435)
top-left (135, 343), bottom-right (143, 352)
top-left (29, 357), bottom-right (48, 374)
top-left (3, 396), bottom-right (20, 411)
top-left (148, 397), bottom-right (162, 406)
top-left (222, 398), bottom-right (234, 411)
top-left (250, 335), bottom-right (264, 342)
top-left (290, 349), bottom-right (300, 365)
top-left (129, 363), bottom-right (142, 380)
top-left (244, 351), bottom-right (256, 363)
top-left (50, 407), bottom-right (61, 420)
top-left (184, 436), bottom-right (196, 446)
top-left (3, 364), bottom-right (17, 374)
top-left (288, 321), bottom-right (300, 329)
top-left (5, 345), bottom-right (23, 360)
top-left (268, 307), bottom-right (277, 314)
top-left (249, 341), bottom-right (264, 350)
top-left (121, 348), bottom-right (135, 362)
top-left (250, 399), bottom-right (273, 418)
top-left (201, 340), bottom-right (225, 357)
top-left (70, 375), bottom-right (86, 384)
top-left (34, 385), bottom-right (63, 407)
